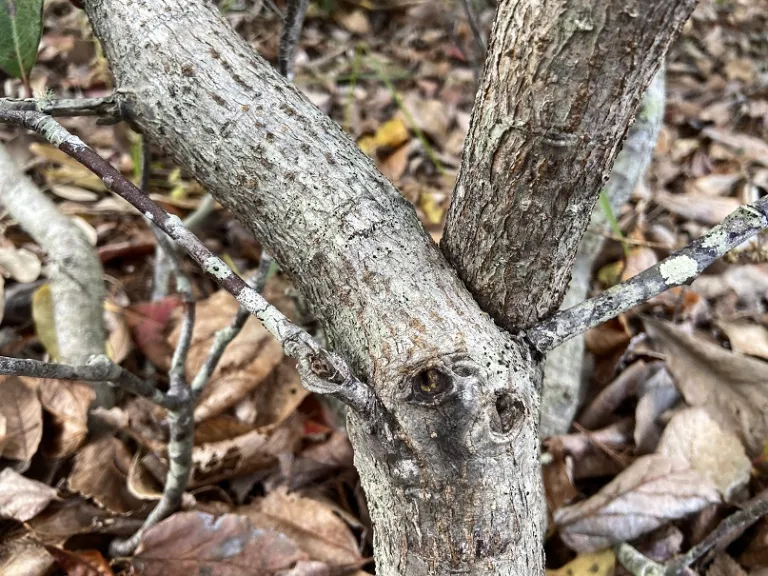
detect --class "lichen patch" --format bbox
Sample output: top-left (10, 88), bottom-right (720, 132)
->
top-left (204, 256), bottom-right (231, 280)
top-left (659, 255), bottom-right (698, 285)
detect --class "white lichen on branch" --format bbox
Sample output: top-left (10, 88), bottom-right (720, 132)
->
top-left (529, 199), bottom-right (768, 353)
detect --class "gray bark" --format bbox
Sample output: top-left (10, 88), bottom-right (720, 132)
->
top-left (79, 0), bottom-right (693, 573)
top-left (441, 0), bottom-right (694, 332)
top-left (0, 145), bottom-right (113, 407)
top-left (541, 69), bottom-right (665, 437)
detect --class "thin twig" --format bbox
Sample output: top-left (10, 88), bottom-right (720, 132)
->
top-left (0, 108), bottom-right (384, 422)
top-left (664, 494), bottom-right (768, 575)
top-left (459, 0), bottom-right (486, 59)
top-left (190, 255), bottom-right (273, 397)
top-left (278, 0), bottom-right (310, 80)
top-left (0, 96), bottom-right (122, 122)
top-left (528, 196), bottom-right (768, 352)
top-left (615, 543), bottom-right (666, 576)
top-left (615, 493), bottom-right (768, 576)
top-left (0, 355), bottom-right (173, 409)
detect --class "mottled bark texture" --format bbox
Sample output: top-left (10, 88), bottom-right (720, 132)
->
top-left (541, 69), bottom-right (665, 437)
top-left (0, 145), bottom-right (113, 407)
top-left (84, 2), bottom-right (542, 574)
top-left (80, 0), bottom-right (692, 574)
top-left (442, 0), bottom-right (695, 332)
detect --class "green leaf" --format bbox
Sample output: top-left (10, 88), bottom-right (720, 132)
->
top-left (0, 0), bottom-right (44, 82)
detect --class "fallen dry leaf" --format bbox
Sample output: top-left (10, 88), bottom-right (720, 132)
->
top-left (658, 408), bottom-right (751, 501)
top-left (127, 454), bottom-right (164, 501)
top-left (281, 431), bottom-right (355, 491)
top-left (634, 367), bottom-right (681, 454)
top-left (125, 295), bottom-right (181, 370)
top-left (250, 358), bottom-right (309, 430)
top-left (45, 546), bottom-right (114, 576)
top-left (622, 247), bottom-right (659, 281)
top-left (401, 96), bottom-right (453, 142)
top-left (0, 534), bottom-right (54, 576)
top-left (27, 497), bottom-right (143, 545)
top-left (546, 550), bottom-right (615, 576)
top-left (718, 320), bottom-right (768, 360)
top-left (703, 127), bottom-right (768, 167)
top-left (378, 144), bottom-right (409, 182)
top-left (242, 487), bottom-right (362, 566)
top-left (707, 553), bottom-right (748, 576)
top-left (190, 413), bottom-right (302, 488)
top-left (131, 511), bottom-right (307, 575)
top-left (739, 519), bottom-right (768, 568)
top-left (68, 436), bottom-right (145, 514)
top-left (646, 318), bottom-right (768, 457)
top-left (38, 379), bottom-right (95, 458)
top-left (0, 413), bottom-right (7, 457)
top-left (688, 173), bottom-right (741, 196)
top-left (553, 454), bottom-right (720, 552)
top-left (0, 376), bottom-right (43, 462)
top-left (357, 118), bottom-right (410, 157)
top-left (655, 189), bottom-right (742, 225)
top-left (0, 468), bottom-right (57, 522)
top-left (171, 290), bottom-right (284, 422)
top-left (0, 246), bottom-right (42, 283)
top-left (334, 9), bottom-right (370, 35)
top-left (0, 275), bottom-right (4, 326)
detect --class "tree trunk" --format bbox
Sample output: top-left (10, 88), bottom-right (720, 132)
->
top-left (82, 0), bottom-right (693, 573)
top-left (442, 0), bottom-right (693, 332)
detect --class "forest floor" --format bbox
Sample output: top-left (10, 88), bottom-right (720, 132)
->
top-left (1, 0), bottom-right (768, 574)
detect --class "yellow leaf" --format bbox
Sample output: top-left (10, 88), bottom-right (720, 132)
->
top-left (419, 191), bottom-right (445, 225)
top-left (597, 260), bottom-right (623, 288)
top-left (546, 550), bottom-right (615, 576)
top-left (358, 118), bottom-right (410, 158)
top-left (357, 135), bottom-right (377, 157)
top-left (374, 118), bottom-right (409, 150)
top-left (32, 284), bottom-right (60, 361)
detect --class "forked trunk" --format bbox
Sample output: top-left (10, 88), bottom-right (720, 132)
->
top-left (83, 0), bottom-right (694, 573)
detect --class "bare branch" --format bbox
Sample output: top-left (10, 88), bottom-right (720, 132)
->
top-left (664, 491), bottom-right (768, 575)
top-left (541, 69), bottom-right (665, 436)
top-left (615, 544), bottom-right (666, 576)
top-left (190, 256), bottom-right (272, 397)
top-left (0, 144), bottom-right (113, 407)
top-left (616, 492), bottom-right (768, 576)
top-left (0, 355), bottom-right (173, 408)
top-left (0, 96), bottom-right (121, 122)
top-left (441, 0), bottom-right (696, 332)
top-left (528, 196), bottom-right (768, 352)
top-left (278, 0), bottom-right (309, 80)
top-left (0, 107), bottom-right (384, 422)
top-left (459, 0), bottom-right (486, 59)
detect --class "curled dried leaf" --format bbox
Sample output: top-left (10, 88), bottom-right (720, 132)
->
top-left (554, 454), bottom-right (720, 552)
top-left (0, 468), bottom-right (57, 522)
top-left (131, 511), bottom-right (307, 576)
top-left (0, 376), bottom-right (43, 462)
top-left (646, 318), bottom-right (768, 457)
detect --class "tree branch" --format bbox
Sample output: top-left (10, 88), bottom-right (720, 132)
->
top-left (0, 96), bottom-right (121, 121)
top-left (190, 256), bottom-right (272, 397)
top-left (528, 196), bottom-right (768, 352)
top-left (441, 0), bottom-right (695, 332)
top-left (0, 355), bottom-right (172, 408)
top-left (540, 68), bottom-right (665, 436)
top-left (278, 0), bottom-right (309, 80)
top-left (0, 144), bottom-right (113, 407)
top-left (0, 106), bottom-right (386, 424)
top-left (615, 492), bottom-right (768, 575)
